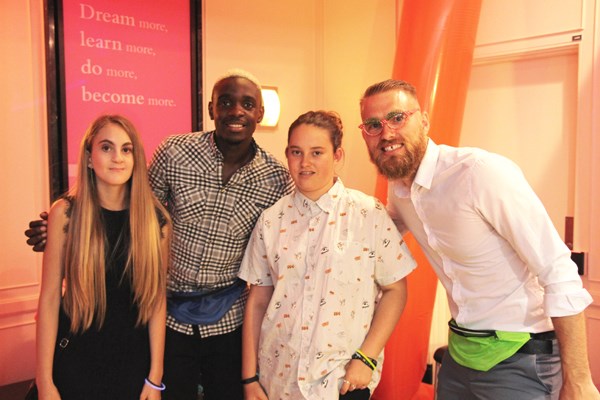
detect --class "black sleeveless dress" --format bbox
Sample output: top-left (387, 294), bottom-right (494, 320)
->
top-left (53, 208), bottom-right (151, 400)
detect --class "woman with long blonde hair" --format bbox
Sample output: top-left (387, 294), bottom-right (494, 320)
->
top-left (36, 115), bottom-right (171, 399)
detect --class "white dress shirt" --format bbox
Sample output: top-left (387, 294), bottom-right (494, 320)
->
top-left (239, 179), bottom-right (416, 399)
top-left (387, 139), bottom-right (592, 332)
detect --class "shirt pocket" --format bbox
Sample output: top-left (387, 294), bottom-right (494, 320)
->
top-left (329, 240), bottom-right (373, 285)
top-left (229, 198), bottom-right (267, 241)
top-left (170, 183), bottom-right (206, 223)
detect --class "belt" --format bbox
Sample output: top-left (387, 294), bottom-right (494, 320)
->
top-left (529, 331), bottom-right (556, 340)
top-left (517, 330), bottom-right (555, 355)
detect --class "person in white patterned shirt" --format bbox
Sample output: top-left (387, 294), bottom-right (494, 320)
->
top-left (239, 110), bottom-right (416, 400)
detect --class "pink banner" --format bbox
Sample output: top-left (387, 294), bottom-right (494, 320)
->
top-left (62, 0), bottom-right (192, 181)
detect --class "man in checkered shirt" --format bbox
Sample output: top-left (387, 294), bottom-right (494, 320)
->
top-left (150, 70), bottom-right (292, 399)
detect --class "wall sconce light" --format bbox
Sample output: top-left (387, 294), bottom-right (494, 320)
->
top-left (260, 86), bottom-right (280, 127)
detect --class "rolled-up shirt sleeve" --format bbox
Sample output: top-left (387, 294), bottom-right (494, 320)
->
top-left (544, 281), bottom-right (593, 317)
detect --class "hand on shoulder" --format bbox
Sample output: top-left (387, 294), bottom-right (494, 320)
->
top-left (25, 211), bottom-right (49, 252)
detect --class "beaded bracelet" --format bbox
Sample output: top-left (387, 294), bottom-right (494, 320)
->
top-left (144, 377), bottom-right (166, 391)
top-left (352, 349), bottom-right (377, 370)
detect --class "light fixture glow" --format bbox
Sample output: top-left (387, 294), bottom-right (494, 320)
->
top-left (260, 87), bottom-right (280, 127)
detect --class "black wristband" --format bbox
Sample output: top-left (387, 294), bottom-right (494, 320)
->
top-left (351, 351), bottom-right (377, 370)
top-left (241, 374), bottom-right (259, 385)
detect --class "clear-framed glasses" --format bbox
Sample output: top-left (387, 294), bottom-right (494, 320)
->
top-left (359, 109), bottom-right (419, 136)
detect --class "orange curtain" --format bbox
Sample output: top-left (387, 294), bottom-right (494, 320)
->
top-left (372, 1), bottom-right (482, 399)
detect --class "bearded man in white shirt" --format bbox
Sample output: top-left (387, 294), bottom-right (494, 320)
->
top-left (359, 79), bottom-right (599, 400)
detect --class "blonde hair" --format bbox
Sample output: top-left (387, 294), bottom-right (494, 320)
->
top-left (360, 79), bottom-right (419, 106)
top-left (212, 68), bottom-right (263, 106)
top-left (216, 68), bottom-right (262, 89)
top-left (62, 115), bottom-right (170, 332)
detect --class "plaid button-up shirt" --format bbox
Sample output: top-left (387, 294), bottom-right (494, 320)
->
top-left (149, 131), bottom-right (293, 337)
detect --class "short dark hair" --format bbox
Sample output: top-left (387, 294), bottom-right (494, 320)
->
top-left (287, 110), bottom-right (343, 151)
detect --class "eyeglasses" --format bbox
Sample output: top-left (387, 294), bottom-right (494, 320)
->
top-left (359, 109), bottom-right (419, 136)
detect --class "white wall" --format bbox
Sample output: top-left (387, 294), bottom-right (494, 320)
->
top-left (320, 0), bottom-right (397, 195)
top-left (462, 53), bottom-right (578, 240)
top-left (201, 0), bottom-right (320, 163)
top-left (0, 0), bottom-right (48, 385)
top-left (202, 0), bottom-right (396, 195)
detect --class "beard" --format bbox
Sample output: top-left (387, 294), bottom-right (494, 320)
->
top-left (370, 132), bottom-right (427, 180)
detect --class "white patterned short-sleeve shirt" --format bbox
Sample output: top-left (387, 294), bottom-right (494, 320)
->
top-left (239, 179), bottom-right (416, 399)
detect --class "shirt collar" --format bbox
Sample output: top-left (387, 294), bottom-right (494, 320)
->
top-left (391, 138), bottom-right (439, 197)
top-left (207, 130), bottom-right (260, 168)
top-left (207, 130), bottom-right (222, 160)
top-left (413, 138), bottom-right (438, 190)
top-left (292, 178), bottom-right (344, 216)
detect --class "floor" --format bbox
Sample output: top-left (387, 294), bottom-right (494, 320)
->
top-left (0, 380), bottom-right (205, 399)
top-left (0, 379), bottom-right (34, 400)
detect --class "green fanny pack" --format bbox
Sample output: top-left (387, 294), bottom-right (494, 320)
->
top-left (447, 319), bottom-right (531, 372)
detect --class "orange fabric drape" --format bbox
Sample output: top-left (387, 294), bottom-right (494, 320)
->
top-left (372, 1), bottom-right (482, 399)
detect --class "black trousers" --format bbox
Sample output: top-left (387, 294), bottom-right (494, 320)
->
top-left (163, 326), bottom-right (243, 400)
top-left (340, 388), bottom-right (371, 399)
